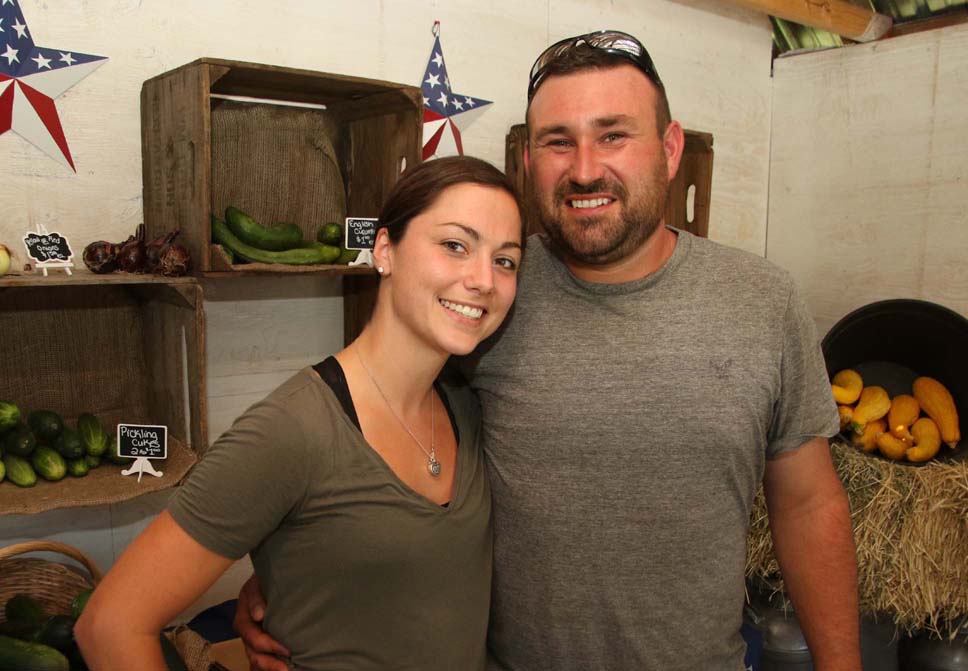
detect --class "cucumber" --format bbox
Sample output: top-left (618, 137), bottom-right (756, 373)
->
top-left (27, 411), bottom-right (64, 443)
top-left (31, 447), bottom-right (66, 482)
top-left (213, 216), bottom-right (340, 265)
top-left (0, 401), bottom-right (20, 434)
top-left (0, 634), bottom-right (69, 671)
top-left (3, 455), bottom-right (37, 487)
top-left (69, 590), bottom-right (92, 621)
top-left (225, 207), bottom-right (304, 251)
top-left (335, 247), bottom-right (360, 265)
top-left (32, 616), bottom-right (74, 652)
top-left (76, 414), bottom-right (108, 458)
top-left (66, 458), bottom-right (88, 478)
top-left (3, 426), bottom-right (36, 457)
top-left (0, 619), bottom-right (39, 640)
top-left (53, 429), bottom-right (84, 460)
top-left (5, 595), bottom-right (46, 629)
top-left (103, 435), bottom-right (131, 466)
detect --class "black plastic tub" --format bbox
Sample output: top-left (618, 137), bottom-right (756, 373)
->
top-left (821, 299), bottom-right (967, 464)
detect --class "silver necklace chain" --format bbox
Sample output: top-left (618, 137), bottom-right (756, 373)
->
top-left (355, 347), bottom-right (441, 477)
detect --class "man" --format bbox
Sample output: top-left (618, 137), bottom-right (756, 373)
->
top-left (236, 30), bottom-right (860, 670)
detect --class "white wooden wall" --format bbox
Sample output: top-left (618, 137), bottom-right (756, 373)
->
top-left (766, 24), bottom-right (968, 336)
top-left (0, 0), bottom-right (774, 621)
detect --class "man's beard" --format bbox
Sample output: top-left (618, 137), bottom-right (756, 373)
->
top-left (535, 160), bottom-right (669, 266)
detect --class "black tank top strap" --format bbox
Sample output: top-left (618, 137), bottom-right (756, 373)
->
top-left (312, 356), bottom-right (460, 443)
top-left (313, 356), bottom-right (362, 431)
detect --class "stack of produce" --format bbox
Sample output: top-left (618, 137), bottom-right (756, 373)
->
top-left (0, 591), bottom-right (190, 671)
top-left (211, 207), bottom-right (359, 266)
top-left (0, 591), bottom-right (91, 670)
top-left (0, 403), bottom-right (132, 488)
top-left (832, 369), bottom-right (961, 463)
top-left (82, 224), bottom-right (191, 277)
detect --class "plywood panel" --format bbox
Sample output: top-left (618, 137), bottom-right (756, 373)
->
top-left (767, 24), bottom-right (968, 335)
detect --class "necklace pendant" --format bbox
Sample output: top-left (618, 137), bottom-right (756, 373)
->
top-left (428, 457), bottom-right (442, 477)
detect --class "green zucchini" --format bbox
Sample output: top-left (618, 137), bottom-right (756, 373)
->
top-left (3, 455), bottom-right (37, 487)
top-left (0, 634), bottom-right (69, 671)
top-left (213, 216), bottom-right (340, 265)
top-left (225, 206), bottom-right (304, 251)
top-left (31, 447), bottom-right (66, 482)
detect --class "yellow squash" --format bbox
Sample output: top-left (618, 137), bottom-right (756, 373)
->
top-left (888, 394), bottom-right (920, 441)
top-left (876, 431), bottom-right (909, 461)
top-left (912, 376), bottom-right (961, 448)
top-left (831, 369), bottom-right (863, 405)
top-left (906, 417), bottom-right (941, 463)
top-left (838, 405), bottom-right (854, 431)
top-left (852, 418), bottom-right (886, 453)
top-left (850, 386), bottom-right (891, 435)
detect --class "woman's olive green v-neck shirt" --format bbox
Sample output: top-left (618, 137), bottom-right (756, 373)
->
top-left (169, 365), bottom-right (491, 670)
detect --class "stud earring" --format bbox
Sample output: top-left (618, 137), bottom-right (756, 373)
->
top-left (377, 266), bottom-right (385, 274)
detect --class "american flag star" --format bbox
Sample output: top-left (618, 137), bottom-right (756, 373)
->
top-left (420, 27), bottom-right (491, 160)
top-left (0, 0), bottom-right (107, 171)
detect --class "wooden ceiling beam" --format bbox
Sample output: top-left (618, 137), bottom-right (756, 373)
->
top-left (723, 0), bottom-right (893, 42)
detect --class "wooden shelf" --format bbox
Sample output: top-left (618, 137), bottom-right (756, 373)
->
top-left (0, 439), bottom-right (196, 516)
top-left (203, 265), bottom-right (375, 278)
top-left (0, 268), bottom-right (197, 289)
top-left (0, 281), bottom-right (207, 514)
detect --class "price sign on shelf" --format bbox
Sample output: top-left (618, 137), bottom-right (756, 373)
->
top-left (117, 423), bottom-right (167, 482)
top-left (345, 217), bottom-right (379, 251)
top-left (23, 227), bottom-right (75, 276)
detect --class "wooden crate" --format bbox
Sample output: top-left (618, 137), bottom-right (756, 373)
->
top-left (141, 58), bottom-right (423, 275)
top-left (0, 272), bottom-right (206, 515)
top-left (504, 124), bottom-right (714, 238)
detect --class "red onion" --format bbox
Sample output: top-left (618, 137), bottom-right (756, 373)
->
top-left (82, 241), bottom-right (119, 274)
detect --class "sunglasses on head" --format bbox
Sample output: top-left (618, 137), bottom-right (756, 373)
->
top-left (527, 30), bottom-right (664, 101)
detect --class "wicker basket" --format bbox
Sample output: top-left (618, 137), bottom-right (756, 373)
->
top-left (0, 540), bottom-right (101, 622)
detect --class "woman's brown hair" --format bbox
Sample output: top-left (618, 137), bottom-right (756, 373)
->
top-left (378, 156), bottom-right (524, 245)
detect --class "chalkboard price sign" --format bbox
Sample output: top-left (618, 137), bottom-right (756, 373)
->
top-left (23, 231), bottom-right (73, 264)
top-left (117, 423), bottom-right (168, 460)
top-left (345, 217), bottom-right (379, 251)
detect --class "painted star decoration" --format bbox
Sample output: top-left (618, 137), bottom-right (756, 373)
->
top-left (420, 27), bottom-right (491, 160)
top-left (0, 0), bottom-right (107, 171)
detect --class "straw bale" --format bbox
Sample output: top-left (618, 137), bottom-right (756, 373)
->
top-left (746, 441), bottom-right (968, 635)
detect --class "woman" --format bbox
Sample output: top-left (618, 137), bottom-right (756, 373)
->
top-left (76, 156), bottom-right (524, 670)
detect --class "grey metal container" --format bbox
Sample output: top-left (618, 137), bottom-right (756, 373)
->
top-left (900, 630), bottom-right (968, 671)
top-left (746, 586), bottom-right (898, 671)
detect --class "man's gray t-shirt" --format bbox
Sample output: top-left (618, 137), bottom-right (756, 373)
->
top-left (467, 230), bottom-right (839, 670)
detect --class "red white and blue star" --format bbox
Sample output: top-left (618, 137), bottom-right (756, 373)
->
top-left (421, 25), bottom-right (491, 160)
top-left (0, 0), bottom-right (107, 171)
